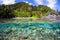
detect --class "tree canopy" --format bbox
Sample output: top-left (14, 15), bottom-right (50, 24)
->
top-left (0, 2), bottom-right (53, 18)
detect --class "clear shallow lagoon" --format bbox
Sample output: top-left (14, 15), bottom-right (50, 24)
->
top-left (0, 18), bottom-right (60, 40)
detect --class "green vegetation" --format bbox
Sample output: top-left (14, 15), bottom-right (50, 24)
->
top-left (0, 2), bottom-right (53, 18)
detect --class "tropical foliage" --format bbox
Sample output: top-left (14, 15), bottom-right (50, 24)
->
top-left (0, 2), bottom-right (53, 18)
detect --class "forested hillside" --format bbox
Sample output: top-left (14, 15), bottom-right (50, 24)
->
top-left (0, 2), bottom-right (53, 18)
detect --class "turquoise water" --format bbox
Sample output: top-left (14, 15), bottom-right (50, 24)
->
top-left (0, 19), bottom-right (60, 40)
top-left (0, 22), bottom-right (60, 31)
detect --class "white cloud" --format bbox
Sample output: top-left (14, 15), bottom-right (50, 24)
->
top-left (34, 0), bottom-right (57, 9)
top-left (0, 0), bottom-right (16, 5)
top-left (0, 0), bottom-right (57, 9)
top-left (23, 1), bottom-right (32, 5)
top-left (29, 3), bottom-right (32, 5)
top-left (34, 0), bottom-right (44, 5)
top-left (23, 1), bottom-right (28, 3)
top-left (46, 0), bottom-right (57, 9)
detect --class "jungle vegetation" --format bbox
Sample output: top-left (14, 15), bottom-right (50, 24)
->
top-left (0, 2), bottom-right (54, 18)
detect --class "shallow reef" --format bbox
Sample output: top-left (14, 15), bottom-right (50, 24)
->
top-left (0, 22), bottom-right (60, 40)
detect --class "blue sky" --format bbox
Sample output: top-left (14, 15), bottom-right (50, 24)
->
top-left (0, 0), bottom-right (60, 11)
